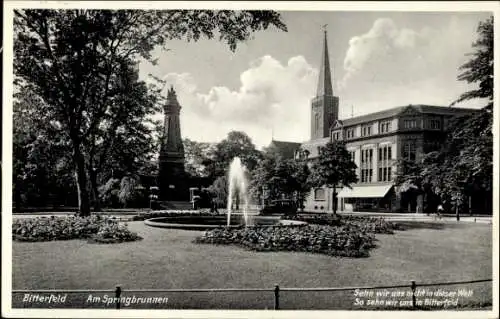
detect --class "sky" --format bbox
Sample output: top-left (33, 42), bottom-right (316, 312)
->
top-left (138, 10), bottom-right (492, 149)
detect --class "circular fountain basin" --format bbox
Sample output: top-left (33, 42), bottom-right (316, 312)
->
top-left (144, 215), bottom-right (307, 230)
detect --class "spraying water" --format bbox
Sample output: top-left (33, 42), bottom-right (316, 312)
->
top-left (227, 157), bottom-right (249, 226)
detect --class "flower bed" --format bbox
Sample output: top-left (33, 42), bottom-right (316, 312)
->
top-left (287, 214), bottom-right (402, 234)
top-left (194, 224), bottom-right (376, 257)
top-left (12, 216), bottom-right (142, 244)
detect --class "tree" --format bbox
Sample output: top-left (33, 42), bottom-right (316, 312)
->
top-left (250, 151), bottom-right (310, 210)
top-left (204, 131), bottom-right (263, 179)
top-left (453, 16), bottom-right (493, 109)
top-left (183, 138), bottom-right (214, 178)
top-left (13, 87), bottom-right (76, 209)
top-left (308, 141), bottom-right (358, 214)
top-left (14, 10), bottom-right (286, 216)
top-left (394, 16), bottom-right (494, 216)
top-left (207, 175), bottom-right (228, 209)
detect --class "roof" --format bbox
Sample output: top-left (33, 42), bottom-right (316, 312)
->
top-left (300, 137), bottom-right (330, 158)
top-left (338, 104), bottom-right (479, 128)
top-left (267, 140), bottom-right (302, 159)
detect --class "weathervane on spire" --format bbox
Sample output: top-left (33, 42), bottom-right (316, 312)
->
top-left (322, 24), bottom-right (328, 32)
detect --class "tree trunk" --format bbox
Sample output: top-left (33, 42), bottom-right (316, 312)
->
top-left (73, 145), bottom-right (91, 216)
top-left (332, 186), bottom-right (337, 215)
top-left (89, 167), bottom-right (101, 212)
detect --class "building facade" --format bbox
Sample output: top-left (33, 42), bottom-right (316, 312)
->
top-left (296, 30), bottom-right (478, 213)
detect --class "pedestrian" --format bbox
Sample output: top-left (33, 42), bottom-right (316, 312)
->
top-left (437, 203), bottom-right (444, 219)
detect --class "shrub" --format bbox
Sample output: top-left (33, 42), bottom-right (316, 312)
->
top-left (12, 216), bottom-right (141, 243)
top-left (194, 224), bottom-right (376, 257)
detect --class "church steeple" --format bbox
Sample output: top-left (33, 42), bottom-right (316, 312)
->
top-left (316, 28), bottom-right (333, 97)
top-left (310, 26), bottom-right (339, 141)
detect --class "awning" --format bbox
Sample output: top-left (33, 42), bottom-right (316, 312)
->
top-left (338, 185), bottom-right (393, 198)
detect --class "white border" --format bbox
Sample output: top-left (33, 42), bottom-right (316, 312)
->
top-left (2, 1), bottom-right (499, 319)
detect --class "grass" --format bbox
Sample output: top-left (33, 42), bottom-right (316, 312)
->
top-left (12, 220), bottom-right (492, 310)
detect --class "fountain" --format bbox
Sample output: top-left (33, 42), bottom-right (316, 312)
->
top-left (144, 157), bottom-right (307, 230)
top-left (227, 157), bottom-right (249, 226)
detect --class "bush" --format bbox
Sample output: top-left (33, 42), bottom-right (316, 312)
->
top-left (12, 216), bottom-right (142, 244)
top-left (194, 224), bottom-right (376, 257)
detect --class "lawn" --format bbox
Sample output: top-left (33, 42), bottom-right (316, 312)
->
top-left (12, 220), bottom-right (492, 310)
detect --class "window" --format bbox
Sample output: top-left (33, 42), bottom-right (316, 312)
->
top-left (349, 151), bottom-right (355, 162)
top-left (346, 128), bottom-right (355, 139)
top-left (379, 121), bottom-right (392, 133)
top-left (333, 131), bottom-right (341, 141)
top-left (377, 144), bottom-right (393, 182)
top-left (430, 119), bottom-right (441, 129)
top-left (361, 148), bottom-right (373, 183)
top-left (403, 142), bottom-right (416, 161)
top-left (404, 119), bottom-right (417, 129)
top-left (317, 146), bottom-right (322, 156)
top-left (314, 188), bottom-right (325, 201)
top-left (315, 113), bottom-right (320, 132)
top-left (362, 125), bottom-right (372, 137)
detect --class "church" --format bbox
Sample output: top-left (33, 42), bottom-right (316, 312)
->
top-left (270, 29), bottom-right (478, 214)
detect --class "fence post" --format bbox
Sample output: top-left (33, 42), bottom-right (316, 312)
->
top-left (411, 280), bottom-right (416, 309)
top-left (115, 286), bottom-right (121, 309)
top-left (274, 285), bottom-right (280, 310)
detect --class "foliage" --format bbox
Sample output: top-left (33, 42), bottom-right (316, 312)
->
top-left (307, 141), bottom-right (358, 214)
top-left (90, 221), bottom-right (142, 244)
top-left (12, 215), bottom-right (141, 243)
top-left (204, 131), bottom-right (263, 179)
top-left (98, 178), bottom-right (121, 208)
top-left (250, 151), bottom-right (311, 207)
top-left (183, 138), bottom-right (215, 178)
top-left (14, 10), bottom-right (286, 216)
top-left (453, 16), bottom-right (493, 107)
top-left (207, 175), bottom-right (228, 208)
top-left (194, 224), bottom-right (376, 257)
top-left (395, 17), bottom-right (493, 214)
top-left (118, 176), bottom-right (140, 207)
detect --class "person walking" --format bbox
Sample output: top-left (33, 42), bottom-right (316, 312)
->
top-left (437, 203), bottom-right (444, 220)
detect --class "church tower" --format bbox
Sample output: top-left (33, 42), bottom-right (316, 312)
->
top-left (159, 86), bottom-right (186, 200)
top-left (311, 28), bottom-right (339, 140)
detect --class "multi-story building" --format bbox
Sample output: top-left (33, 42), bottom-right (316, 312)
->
top-left (291, 29), bottom-right (478, 213)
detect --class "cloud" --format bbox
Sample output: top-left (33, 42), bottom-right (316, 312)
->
top-left (156, 55), bottom-right (318, 148)
top-left (337, 16), bottom-right (485, 117)
top-left (340, 18), bottom-right (433, 89)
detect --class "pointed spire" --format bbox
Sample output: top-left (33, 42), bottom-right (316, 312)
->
top-left (316, 26), bottom-right (333, 97)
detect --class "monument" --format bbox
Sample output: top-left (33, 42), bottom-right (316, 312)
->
top-left (158, 86), bottom-right (187, 201)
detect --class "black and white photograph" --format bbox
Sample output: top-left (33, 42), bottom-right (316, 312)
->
top-left (2, 1), bottom-right (498, 318)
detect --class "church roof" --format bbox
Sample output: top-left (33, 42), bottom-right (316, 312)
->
top-left (268, 140), bottom-right (302, 159)
top-left (337, 104), bottom-right (478, 128)
top-left (316, 29), bottom-right (334, 97)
